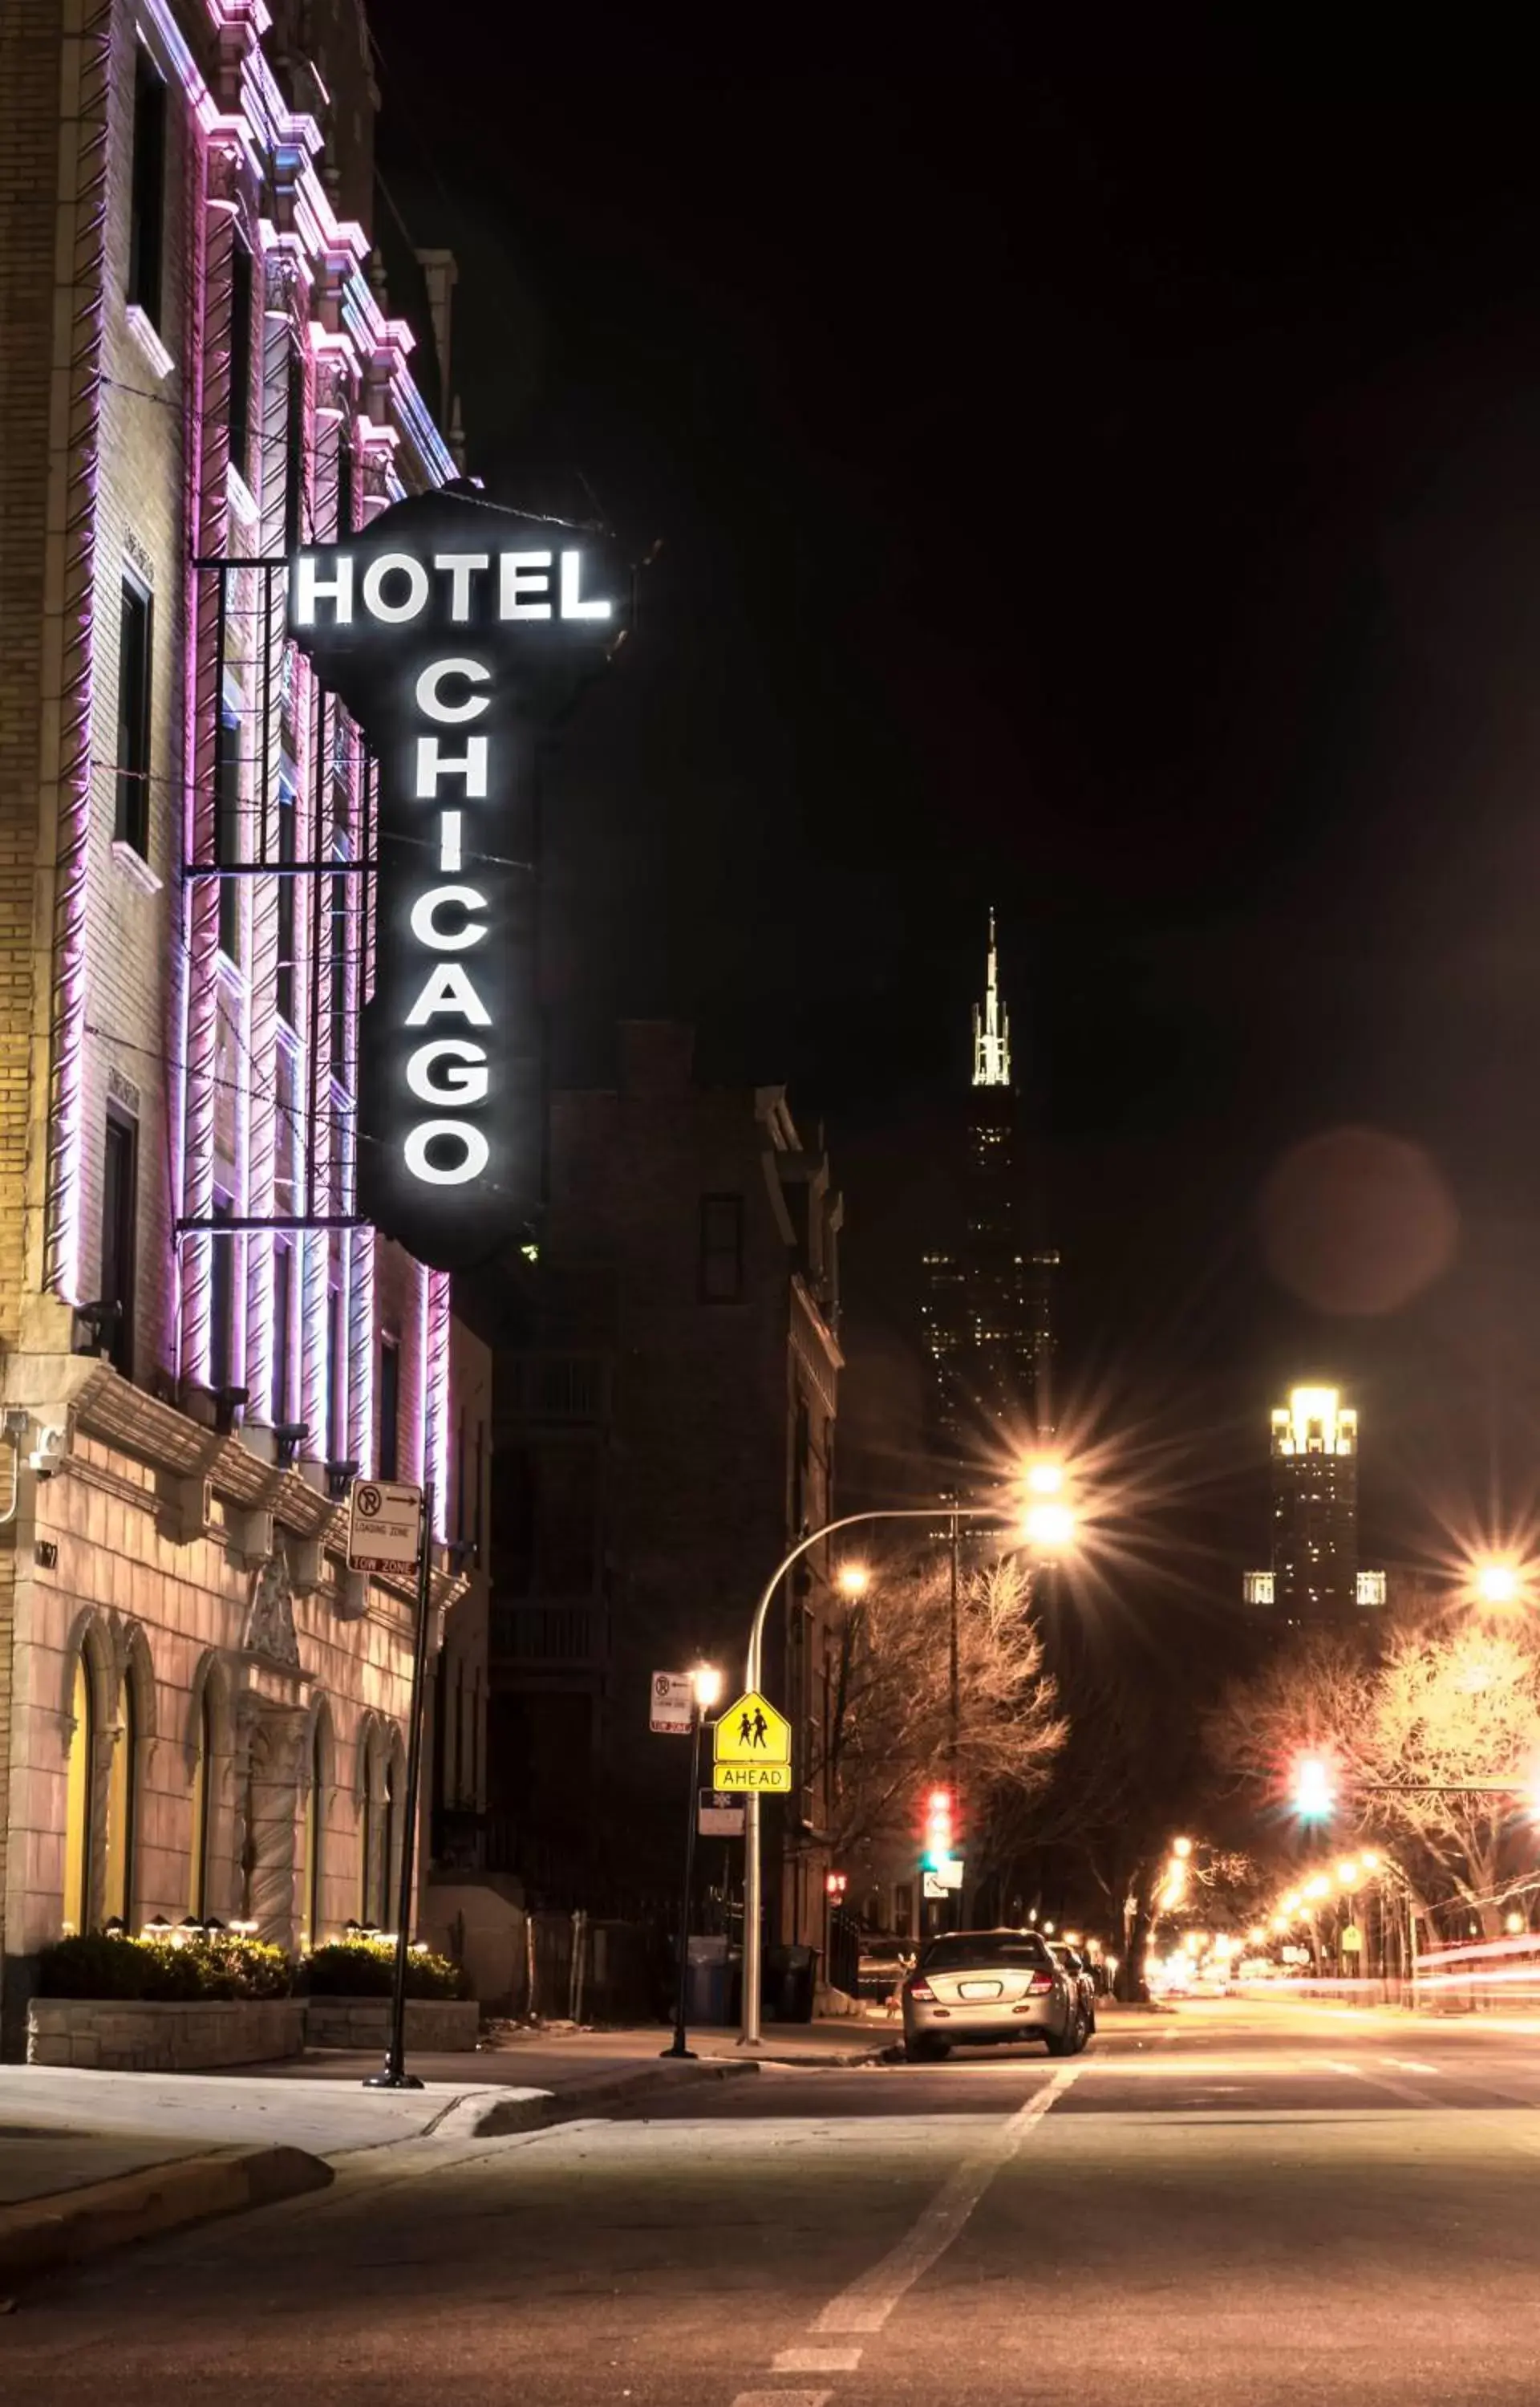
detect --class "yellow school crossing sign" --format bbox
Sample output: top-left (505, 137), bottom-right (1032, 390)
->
top-left (712, 1691), bottom-right (792, 1792)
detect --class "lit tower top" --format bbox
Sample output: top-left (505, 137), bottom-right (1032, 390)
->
top-left (971, 908), bottom-right (1012, 1088)
top-left (1271, 1386), bottom-right (1356, 1458)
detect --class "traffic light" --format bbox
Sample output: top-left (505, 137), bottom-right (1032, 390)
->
top-left (922, 1786), bottom-right (955, 1871)
top-left (1291, 1754), bottom-right (1335, 1821)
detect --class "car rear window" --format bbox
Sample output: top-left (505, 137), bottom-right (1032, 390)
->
top-left (921, 1934), bottom-right (1053, 1973)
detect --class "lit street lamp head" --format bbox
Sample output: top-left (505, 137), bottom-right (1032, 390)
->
top-left (1021, 1499), bottom-right (1075, 1553)
top-left (1473, 1560), bottom-right (1522, 1608)
top-left (692, 1662), bottom-right (724, 1711)
top-left (1171, 1836), bottom-right (1194, 1861)
top-left (1023, 1455), bottom-right (1064, 1497)
top-left (836, 1561), bottom-right (870, 1600)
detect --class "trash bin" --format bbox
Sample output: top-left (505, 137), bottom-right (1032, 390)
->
top-left (685, 1934), bottom-right (733, 2026)
top-left (762, 1942), bottom-right (818, 2023)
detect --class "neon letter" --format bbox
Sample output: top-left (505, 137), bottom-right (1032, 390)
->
top-left (433, 552), bottom-right (490, 622)
top-left (409, 885), bottom-right (488, 952)
top-left (414, 734), bottom-right (488, 797)
top-left (292, 551), bottom-right (354, 626)
top-left (361, 552), bottom-right (430, 622)
top-left (406, 1038), bottom-right (489, 1105)
top-left (404, 961), bottom-right (492, 1027)
top-left (404, 1121), bottom-right (490, 1187)
top-left (415, 658), bottom-right (491, 724)
top-left (559, 550), bottom-right (612, 621)
top-left (500, 551), bottom-right (552, 619)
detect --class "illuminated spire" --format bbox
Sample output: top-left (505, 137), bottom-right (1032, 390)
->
top-left (971, 908), bottom-right (1011, 1087)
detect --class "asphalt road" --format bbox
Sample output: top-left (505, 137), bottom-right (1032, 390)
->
top-left (7, 1998), bottom-right (1540, 2403)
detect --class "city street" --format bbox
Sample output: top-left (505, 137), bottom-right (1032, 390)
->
top-left (5, 1999), bottom-right (1540, 2403)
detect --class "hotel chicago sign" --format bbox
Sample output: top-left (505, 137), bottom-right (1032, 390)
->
top-left (290, 487), bottom-right (623, 1270)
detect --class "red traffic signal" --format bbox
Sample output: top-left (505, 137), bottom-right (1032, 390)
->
top-left (922, 1785), bottom-right (955, 1870)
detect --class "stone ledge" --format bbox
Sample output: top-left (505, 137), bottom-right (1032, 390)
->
top-left (302, 1996), bottom-right (480, 2052)
top-left (28, 1997), bottom-right (306, 2072)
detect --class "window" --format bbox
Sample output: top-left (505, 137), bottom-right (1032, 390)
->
top-left (209, 1195), bottom-right (233, 1395)
top-left (275, 775), bottom-right (296, 1021)
top-left (283, 351), bottom-right (306, 551)
top-left (699, 1194), bottom-right (744, 1302)
top-left (115, 580), bottom-right (152, 854)
top-left (378, 1335), bottom-right (400, 1480)
top-left (271, 1241), bottom-right (293, 1424)
top-left (304, 1719), bottom-right (326, 1947)
top-left (128, 47), bottom-right (167, 326)
top-left (336, 427), bottom-right (354, 538)
top-left (379, 1755), bottom-right (397, 1927)
top-left (328, 859), bottom-right (349, 1082)
top-left (63, 1654), bottom-right (95, 1934)
top-left (326, 1286), bottom-right (343, 1461)
top-left (106, 1670), bottom-right (137, 1929)
top-left (228, 239), bottom-right (253, 482)
top-left (473, 1419), bottom-right (484, 1565)
top-left (215, 703), bottom-right (241, 959)
top-left (189, 1686), bottom-right (213, 1918)
top-left (101, 1106), bottom-right (137, 1378)
top-left (455, 1409), bottom-right (467, 1543)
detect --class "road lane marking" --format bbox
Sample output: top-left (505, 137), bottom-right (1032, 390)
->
top-left (731, 2393), bottom-right (831, 2406)
top-left (1323, 2058), bottom-right (1437, 2106)
top-left (772, 2348), bottom-right (863, 2372)
top-left (1383, 2058), bottom-right (1441, 2075)
top-left (812, 2063), bottom-right (1082, 2335)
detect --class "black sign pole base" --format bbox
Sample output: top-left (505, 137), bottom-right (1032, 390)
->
top-left (363, 1483), bottom-right (435, 2095)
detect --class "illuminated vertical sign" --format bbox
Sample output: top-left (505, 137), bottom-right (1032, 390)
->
top-left (289, 488), bottom-right (623, 1269)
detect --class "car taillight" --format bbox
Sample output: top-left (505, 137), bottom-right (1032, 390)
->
top-left (908, 1979), bottom-right (936, 2002)
top-left (1027, 1971), bottom-right (1054, 1993)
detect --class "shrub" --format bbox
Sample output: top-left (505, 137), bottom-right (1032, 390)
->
top-left (37, 1930), bottom-right (294, 2001)
top-left (303, 1938), bottom-right (467, 1999)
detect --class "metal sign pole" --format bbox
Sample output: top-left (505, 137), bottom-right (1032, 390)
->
top-left (662, 1701), bottom-right (705, 2059)
top-left (365, 1480), bottom-right (435, 2091)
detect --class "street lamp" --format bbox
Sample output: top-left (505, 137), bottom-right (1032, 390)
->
top-left (661, 1661), bottom-right (722, 2063)
top-left (1172, 1837), bottom-right (1194, 1861)
top-left (736, 1501), bottom-right (1029, 2047)
top-left (1021, 1498), bottom-right (1075, 1553)
top-left (836, 1561), bottom-right (870, 1600)
top-left (1473, 1559), bottom-right (1522, 1608)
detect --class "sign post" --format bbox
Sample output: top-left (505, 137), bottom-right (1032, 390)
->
top-left (358, 1479), bottom-right (433, 2092)
top-left (661, 1691), bottom-right (708, 2062)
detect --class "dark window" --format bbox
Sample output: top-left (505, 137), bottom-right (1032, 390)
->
top-left (537, 1448), bottom-right (598, 1593)
top-left (284, 351), bottom-right (306, 551)
top-left (228, 240), bottom-right (253, 481)
top-left (473, 1419), bottom-right (484, 1565)
top-left (128, 48), bottom-right (167, 325)
top-left (209, 1195), bottom-right (233, 1395)
top-left (328, 863), bottom-right (348, 1081)
top-left (455, 1409), bottom-right (467, 1544)
top-left (114, 582), bottom-right (152, 854)
top-left (920, 1934), bottom-right (1053, 1974)
top-left (336, 428), bottom-right (354, 538)
top-left (275, 777), bottom-right (296, 1021)
top-left (271, 1242), bottom-right (293, 1423)
top-left (378, 1336), bottom-right (400, 1480)
top-left (699, 1194), bottom-right (744, 1302)
top-left (215, 703), bottom-right (241, 958)
top-left (326, 1287), bottom-right (343, 1461)
top-left (101, 1108), bottom-right (137, 1378)
top-left (490, 1447), bottom-right (534, 1593)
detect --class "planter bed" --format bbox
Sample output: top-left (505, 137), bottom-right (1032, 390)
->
top-left (28, 1995), bottom-right (306, 2072)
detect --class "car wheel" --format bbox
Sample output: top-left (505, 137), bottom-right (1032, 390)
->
top-left (1044, 2007), bottom-right (1084, 2059)
top-left (904, 2036), bottom-right (950, 2064)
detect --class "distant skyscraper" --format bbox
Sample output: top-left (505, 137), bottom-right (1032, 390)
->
top-left (922, 913), bottom-right (1058, 1490)
top-left (1244, 1385), bottom-right (1382, 1624)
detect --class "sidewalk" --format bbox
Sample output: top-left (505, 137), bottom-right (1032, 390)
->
top-left (0, 2016), bottom-right (881, 2288)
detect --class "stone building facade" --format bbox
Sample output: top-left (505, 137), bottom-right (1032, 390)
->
top-left (486, 1023), bottom-right (845, 1957)
top-left (0, 0), bottom-right (484, 2040)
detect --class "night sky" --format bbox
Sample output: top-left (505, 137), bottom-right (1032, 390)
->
top-left (367, 9), bottom-right (1540, 1592)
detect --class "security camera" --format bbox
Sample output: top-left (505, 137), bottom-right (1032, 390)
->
top-left (27, 1420), bottom-right (67, 1479)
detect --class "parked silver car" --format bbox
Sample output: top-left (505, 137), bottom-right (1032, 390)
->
top-left (902, 1929), bottom-right (1088, 2062)
top-left (1046, 1938), bottom-right (1097, 2035)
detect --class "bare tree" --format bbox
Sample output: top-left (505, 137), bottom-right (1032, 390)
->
top-left (820, 1553), bottom-right (1065, 1871)
top-left (1208, 1620), bottom-right (1540, 1934)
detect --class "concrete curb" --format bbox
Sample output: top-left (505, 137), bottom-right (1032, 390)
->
top-left (0, 2144), bottom-right (333, 2287)
top-left (467, 2054), bottom-right (761, 2135)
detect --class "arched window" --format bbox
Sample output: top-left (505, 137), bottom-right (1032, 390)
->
top-left (63, 1653), bottom-right (95, 1934)
top-left (303, 1717), bottom-right (326, 1948)
top-left (105, 1668), bottom-right (138, 1928)
top-left (359, 1734), bottom-right (375, 1922)
top-left (379, 1751), bottom-right (397, 1930)
top-left (188, 1684), bottom-right (213, 1918)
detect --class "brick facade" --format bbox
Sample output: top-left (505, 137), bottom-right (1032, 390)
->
top-left (0, 0), bottom-right (484, 2046)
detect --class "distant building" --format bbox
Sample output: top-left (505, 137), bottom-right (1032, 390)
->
top-left (1244, 1385), bottom-right (1382, 1626)
top-left (921, 914), bottom-right (1056, 1490)
top-left (484, 1025), bottom-right (844, 1958)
